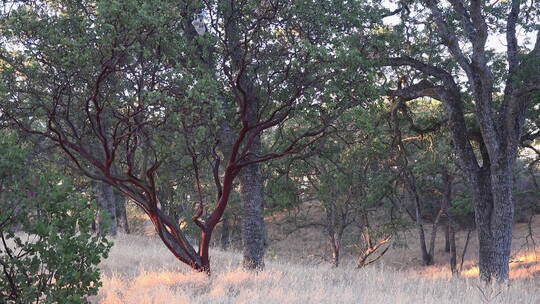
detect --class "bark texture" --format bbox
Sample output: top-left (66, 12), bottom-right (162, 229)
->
top-left (93, 181), bottom-right (117, 236)
top-left (472, 167), bottom-right (514, 281)
top-left (222, 0), bottom-right (267, 270)
top-left (238, 151), bottom-right (266, 270)
top-left (383, 1), bottom-right (539, 280)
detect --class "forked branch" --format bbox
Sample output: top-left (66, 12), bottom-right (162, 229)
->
top-left (356, 235), bottom-right (392, 268)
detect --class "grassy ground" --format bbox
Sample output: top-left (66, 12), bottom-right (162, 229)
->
top-left (91, 222), bottom-right (540, 304)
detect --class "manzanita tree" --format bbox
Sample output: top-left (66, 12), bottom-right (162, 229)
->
top-left (0, 0), bottom-right (376, 273)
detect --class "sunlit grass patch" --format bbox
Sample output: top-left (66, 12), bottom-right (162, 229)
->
top-left (91, 234), bottom-right (540, 304)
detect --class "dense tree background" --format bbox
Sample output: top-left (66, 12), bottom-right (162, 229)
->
top-left (0, 0), bottom-right (538, 287)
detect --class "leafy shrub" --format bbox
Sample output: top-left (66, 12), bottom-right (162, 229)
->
top-left (0, 136), bottom-right (112, 303)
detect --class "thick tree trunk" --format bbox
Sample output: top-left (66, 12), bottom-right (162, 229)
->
top-left (93, 181), bottom-right (117, 236)
top-left (472, 166), bottom-right (514, 282)
top-left (221, 0), bottom-right (268, 271)
top-left (238, 153), bottom-right (265, 270)
top-left (443, 99), bottom-right (515, 281)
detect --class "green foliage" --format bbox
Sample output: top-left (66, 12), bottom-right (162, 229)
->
top-left (265, 170), bottom-right (302, 213)
top-left (450, 191), bottom-right (475, 218)
top-left (0, 137), bottom-right (112, 303)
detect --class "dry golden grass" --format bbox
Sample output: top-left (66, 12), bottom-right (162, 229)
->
top-left (91, 231), bottom-right (540, 304)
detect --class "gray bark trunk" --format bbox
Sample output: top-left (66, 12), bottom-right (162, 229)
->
top-left (472, 166), bottom-right (514, 281)
top-left (93, 181), bottom-right (117, 236)
top-left (383, 8), bottom-right (537, 280)
top-left (221, 0), bottom-right (267, 271)
top-left (439, 90), bottom-right (516, 281)
top-left (238, 147), bottom-right (265, 270)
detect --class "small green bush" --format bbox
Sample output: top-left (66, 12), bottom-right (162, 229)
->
top-left (0, 136), bottom-right (112, 304)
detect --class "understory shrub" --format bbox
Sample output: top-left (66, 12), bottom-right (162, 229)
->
top-left (0, 136), bottom-right (112, 303)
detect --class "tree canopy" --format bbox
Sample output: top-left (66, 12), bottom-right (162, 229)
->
top-left (0, 0), bottom-right (538, 282)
